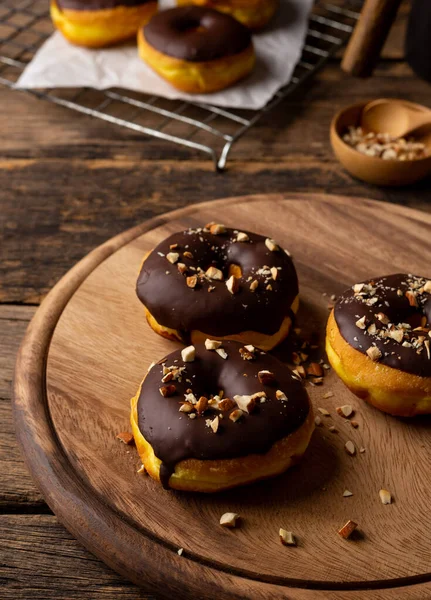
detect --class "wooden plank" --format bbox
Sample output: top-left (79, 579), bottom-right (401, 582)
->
top-left (13, 193), bottom-right (431, 599)
top-left (1, 63), bottom-right (429, 161)
top-left (0, 515), bottom-right (155, 599)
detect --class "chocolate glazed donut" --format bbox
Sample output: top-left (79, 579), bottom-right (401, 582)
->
top-left (136, 225), bottom-right (299, 351)
top-left (138, 6), bottom-right (255, 93)
top-left (130, 341), bottom-right (314, 492)
top-left (175, 0), bottom-right (279, 31)
top-left (326, 274), bottom-right (431, 416)
top-left (51, 0), bottom-right (158, 48)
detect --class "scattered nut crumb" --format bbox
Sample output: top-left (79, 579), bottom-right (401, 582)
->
top-left (250, 279), bottom-right (259, 292)
top-left (116, 432), bottom-right (134, 445)
top-left (275, 390), bottom-right (288, 401)
top-left (351, 420), bottom-right (359, 428)
top-left (229, 409), bottom-right (244, 422)
top-left (186, 275), bottom-right (198, 288)
top-left (159, 384), bottom-right (177, 397)
top-left (236, 232), bottom-right (249, 242)
top-left (220, 512), bottom-right (240, 528)
top-left (279, 529), bottom-right (296, 546)
top-left (323, 391), bottom-right (334, 399)
top-left (343, 490), bottom-right (353, 497)
top-left (226, 275), bottom-right (239, 294)
top-left (137, 464), bottom-right (147, 475)
top-left (345, 440), bottom-right (356, 456)
top-left (366, 346), bottom-right (382, 361)
top-left (216, 348), bottom-right (228, 360)
top-left (166, 252), bottom-right (179, 264)
top-left (265, 238), bottom-right (279, 252)
top-left (177, 548), bottom-right (184, 556)
top-left (336, 405), bottom-right (354, 419)
top-left (210, 416), bottom-right (219, 433)
top-left (258, 370), bottom-right (276, 385)
top-left (359, 447), bottom-right (366, 453)
top-left (210, 223), bottom-right (226, 235)
top-left (314, 416), bottom-right (322, 426)
top-left (307, 363), bottom-right (324, 377)
top-left (181, 345), bottom-right (195, 362)
top-left (317, 407), bottom-right (330, 416)
top-left (234, 394), bottom-right (256, 414)
top-left (205, 338), bottom-right (222, 350)
top-left (206, 266), bottom-right (224, 281)
top-left (379, 489), bottom-right (392, 505)
top-left (338, 520), bottom-right (358, 539)
top-left (328, 425), bottom-right (337, 433)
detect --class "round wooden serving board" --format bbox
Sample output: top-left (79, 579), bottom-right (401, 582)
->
top-left (14, 194), bottom-right (431, 600)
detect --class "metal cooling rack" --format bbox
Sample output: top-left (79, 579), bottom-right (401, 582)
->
top-left (0, 0), bottom-right (360, 170)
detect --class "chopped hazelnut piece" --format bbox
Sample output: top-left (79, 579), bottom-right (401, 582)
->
top-left (166, 252), bottom-right (179, 264)
top-left (295, 365), bottom-right (307, 379)
top-left (239, 347), bottom-right (255, 361)
top-left (196, 396), bottom-right (208, 415)
top-left (179, 402), bottom-right (194, 413)
top-left (275, 389), bottom-right (288, 401)
top-left (388, 329), bottom-right (404, 343)
top-left (170, 243), bottom-right (178, 250)
top-left (270, 267), bottom-right (278, 280)
top-left (210, 223), bottom-right (226, 235)
top-left (355, 316), bottom-right (367, 329)
top-left (206, 266), bottom-right (223, 281)
top-left (181, 345), bottom-right (196, 362)
top-left (343, 490), bottom-right (353, 497)
top-left (218, 398), bottom-right (235, 412)
top-left (424, 280), bottom-right (431, 293)
top-left (229, 409), bottom-right (244, 422)
top-left (159, 384), bottom-right (176, 397)
top-left (265, 238), bottom-right (279, 252)
top-left (317, 407), bottom-right (330, 416)
top-left (228, 263), bottom-right (242, 279)
top-left (367, 323), bottom-right (377, 335)
top-left (405, 290), bottom-right (418, 307)
top-left (236, 232), bottom-right (249, 242)
top-left (245, 345), bottom-right (255, 352)
top-left (177, 548), bottom-right (184, 556)
top-left (336, 405), bottom-right (354, 418)
top-left (353, 283), bottom-right (364, 294)
top-left (351, 420), bottom-right (359, 428)
top-left (116, 432), bottom-right (134, 445)
top-left (220, 512), bottom-right (240, 528)
top-left (183, 250), bottom-right (194, 259)
top-left (279, 529), bottom-right (296, 546)
top-left (205, 339), bottom-right (222, 350)
top-left (345, 440), bottom-right (356, 456)
top-left (226, 275), bottom-right (239, 294)
top-left (209, 416), bottom-right (219, 433)
top-left (188, 413), bottom-right (196, 419)
top-left (250, 279), bottom-right (259, 292)
top-left (177, 262), bottom-right (187, 274)
top-left (314, 416), bottom-right (322, 426)
top-left (338, 520), bottom-right (358, 539)
top-left (216, 348), bottom-right (228, 360)
top-left (258, 370), bottom-right (276, 385)
top-left (234, 394), bottom-right (256, 413)
top-left (379, 489), bottom-right (392, 505)
top-left (366, 345), bottom-right (382, 361)
top-left (376, 312), bottom-right (390, 325)
top-left (186, 275), bottom-right (198, 288)
top-left (307, 363), bottom-right (324, 377)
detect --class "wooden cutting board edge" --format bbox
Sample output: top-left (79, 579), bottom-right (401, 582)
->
top-left (12, 193), bottom-right (431, 600)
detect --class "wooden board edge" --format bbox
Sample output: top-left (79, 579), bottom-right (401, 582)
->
top-left (12, 193), bottom-right (431, 599)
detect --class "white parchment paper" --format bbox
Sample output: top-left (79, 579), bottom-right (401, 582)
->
top-left (17, 0), bottom-right (313, 109)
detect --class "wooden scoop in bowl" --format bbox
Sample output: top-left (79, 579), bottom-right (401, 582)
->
top-left (361, 99), bottom-right (431, 138)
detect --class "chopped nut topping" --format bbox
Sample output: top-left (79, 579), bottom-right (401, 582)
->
top-left (353, 283), bottom-right (364, 294)
top-left (216, 348), bottom-right (228, 360)
top-left (376, 312), bottom-right (390, 325)
top-left (181, 345), bottom-right (196, 362)
top-left (236, 232), bottom-right (249, 242)
top-left (279, 529), bottom-right (296, 546)
top-left (307, 363), bottom-right (324, 377)
top-left (338, 520), bottom-right (358, 539)
top-left (270, 267), bottom-right (278, 280)
top-left (295, 365), bottom-right (307, 379)
top-left (317, 407), bottom-right (330, 416)
top-left (195, 396), bottom-right (208, 415)
top-left (220, 512), bottom-right (240, 528)
top-left (388, 329), bottom-right (404, 343)
top-left (239, 347), bottom-right (255, 361)
top-left (355, 316), bottom-right (367, 329)
top-left (206, 266), bottom-right (223, 281)
top-left (336, 405), bottom-right (354, 418)
top-left (229, 409), bottom-right (244, 422)
top-left (166, 252), bottom-right (179, 264)
top-left (210, 223), bottom-right (226, 235)
top-left (116, 432), bottom-right (134, 445)
top-left (226, 275), bottom-right (239, 294)
top-left (186, 275), bottom-right (198, 288)
top-left (424, 280), bottom-right (431, 293)
top-left (179, 402), bottom-right (194, 413)
top-left (275, 390), bottom-right (288, 401)
top-left (258, 370), bottom-right (276, 385)
top-left (183, 251), bottom-right (194, 260)
top-left (218, 398), bottom-right (235, 412)
top-left (343, 126), bottom-right (428, 160)
top-left (265, 238), bottom-right (279, 252)
top-left (405, 290), bottom-right (418, 307)
top-left (343, 490), bottom-right (353, 497)
top-left (366, 346), bottom-right (382, 361)
top-left (205, 339), bottom-right (222, 350)
top-left (177, 262), bottom-right (187, 274)
top-left (234, 394), bottom-right (256, 413)
top-left (210, 416), bottom-right (219, 433)
top-left (177, 548), bottom-right (184, 556)
top-left (345, 440), bottom-right (356, 456)
top-left (379, 489), bottom-right (392, 505)
top-left (250, 279), bottom-right (259, 292)
top-left (159, 384), bottom-right (176, 397)
top-left (188, 413), bottom-right (196, 419)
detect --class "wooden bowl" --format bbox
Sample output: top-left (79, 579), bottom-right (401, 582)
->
top-left (330, 102), bottom-right (431, 186)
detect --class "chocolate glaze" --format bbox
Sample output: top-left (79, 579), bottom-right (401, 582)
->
top-left (136, 226), bottom-right (298, 338)
top-left (57, 0), bottom-right (152, 10)
top-left (137, 341), bottom-right (311, 488)
top-left (334, 274), bottom-right (431, 377)
top-left (143, 6), bottom-right (251, 62)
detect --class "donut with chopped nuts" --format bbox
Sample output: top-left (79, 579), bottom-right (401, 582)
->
top-left (136, 224), bottom-right (299, 351)
top-left (130, 340), bottom-right (314, 492)
top-left (326, 274), bottom-right (431, 416)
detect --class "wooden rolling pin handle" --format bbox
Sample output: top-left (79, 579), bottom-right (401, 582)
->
top-left (341, 0), bottom-right (403, 78)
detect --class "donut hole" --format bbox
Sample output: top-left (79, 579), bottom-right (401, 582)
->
top-left (176, 17), bottom-right (206, 34)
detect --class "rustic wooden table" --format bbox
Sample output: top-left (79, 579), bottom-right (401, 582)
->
top-left (1, 3), bottom-right (430, 598)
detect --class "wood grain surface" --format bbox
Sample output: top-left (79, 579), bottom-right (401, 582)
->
top-left (13, 193), bottom-right (431, 599)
